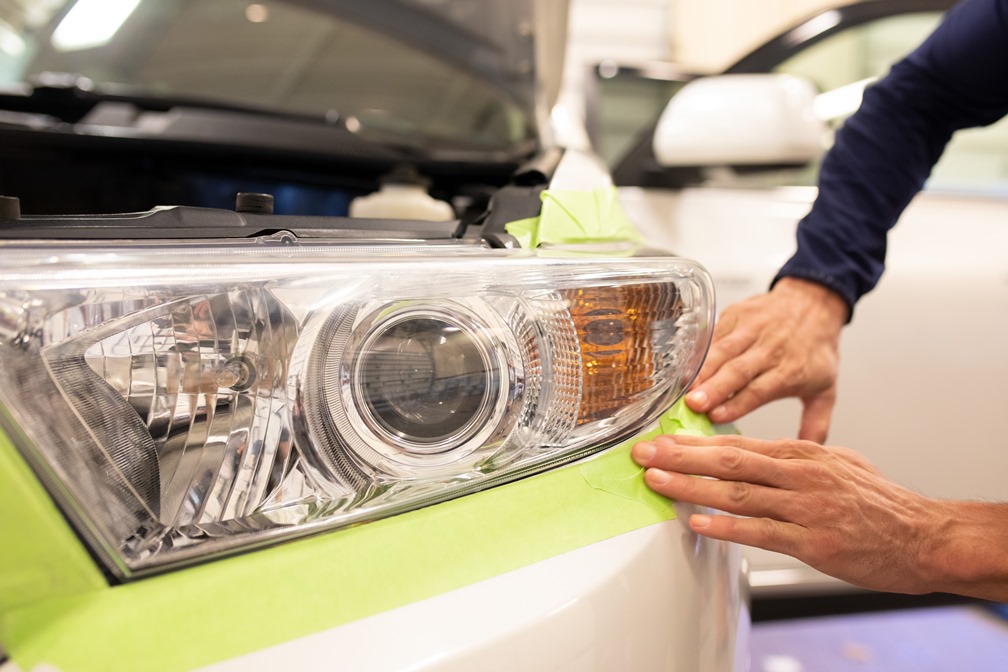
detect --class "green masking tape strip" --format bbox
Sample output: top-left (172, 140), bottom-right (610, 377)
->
top-left (505, 187), bottom-right (643, 249)
top-left (0, 429), bottom-right (107, 616)
top-left (1, 400), bottom-right (713, 672)
top-left (580, 400), bottom-right (719, 517)
top-left (659, 398), bottom-right (718, 436)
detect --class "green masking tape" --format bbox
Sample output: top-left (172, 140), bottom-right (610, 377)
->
top-left (0, 429), bottom-right (107, 616)
top-left (1, 400), bottom-right (715, 672)
top-left (505, 187), bottom-right (643, 249)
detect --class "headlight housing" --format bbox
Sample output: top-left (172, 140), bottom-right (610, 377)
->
top-left (0, 239), bottom-right (714, 578)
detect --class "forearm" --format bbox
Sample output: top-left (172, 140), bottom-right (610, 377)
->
top-left (778, 0), bottom-right (1008, 314)
top-left (922, 500), bottom-right (1008, 602)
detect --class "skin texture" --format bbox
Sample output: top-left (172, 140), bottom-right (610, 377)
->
top-left (684, 277), bottom-right (849, 443)
top-left (632, 433), bottom-right (1008, 602)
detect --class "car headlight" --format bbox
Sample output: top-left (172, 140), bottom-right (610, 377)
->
top-left (0, 239), bottom-right (713, 578)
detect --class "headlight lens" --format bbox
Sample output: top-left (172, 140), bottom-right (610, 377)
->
top-left (354, 310), bottom-right (496, 447)
top-left (0, 240), bottom-right (713, 577)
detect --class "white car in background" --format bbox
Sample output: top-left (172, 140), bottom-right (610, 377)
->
top-left (607, 0), bottom-right (1008, 599)
top-left (0, 1), bottom-right (748, 671)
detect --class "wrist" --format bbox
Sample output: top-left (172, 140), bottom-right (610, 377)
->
top-left (771, 277), bottom-right (850, 328)
top-left (919, 501), bottom-right (1008, 601)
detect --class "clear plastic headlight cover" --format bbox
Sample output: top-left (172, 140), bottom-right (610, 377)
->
top-left (0, 241), bottom-right (714, 577)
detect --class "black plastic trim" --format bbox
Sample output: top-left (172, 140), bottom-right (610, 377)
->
top-left (477, 184), bottom-right (548, 238)
top-left (0, 205), bottom-right (464, 241)
top-left (725, 0), bottom-right (958, 74)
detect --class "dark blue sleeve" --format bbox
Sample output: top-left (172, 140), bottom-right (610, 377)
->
top-left (773, 0), bottom-right (1008, 318)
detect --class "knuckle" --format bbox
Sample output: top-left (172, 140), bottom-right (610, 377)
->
top-left (727, 480), bottom-right (752, 506)
top-left (765, 338), bottom-right (788, 363)
top-left (717, 447), bottom-right (746, 475)
top-left (757, 516), bottom-right (786, 539)
top-left (744, 516), bottom-right (788, 551)
top-left (787, 439), bottom-right (820, 458)
top-left (710, 335), bottom-right (747, 362)
top-left (742, 379), bottom-right (775, 405)
top-left (804, 462), bottom-right (833, 484)
top-left (770, 439), bottom-right (802, 458)
top-left (724, 358), bottom-right (757, 381)
top-left (777, 363), bottom-right (807, 390)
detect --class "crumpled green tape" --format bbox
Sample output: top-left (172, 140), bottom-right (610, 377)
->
top-left (505, 187), bottom-right (643, 249)
top-left (659, 398), bottom-right (718, 437)
top-left (581, 398), bottom-right (718, 518)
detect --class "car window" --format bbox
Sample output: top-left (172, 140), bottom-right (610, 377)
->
top-left (765, 11), bottom-right (1008, 195)
top-left (588, 65), bottom-right (688, 167)
top-left (0, 0), bottom-right (530, 150)
top-left (773, 13), bottom-right (940, 93)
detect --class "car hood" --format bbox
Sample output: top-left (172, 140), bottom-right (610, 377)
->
top-left (0, 0), bottom-right (568, 153)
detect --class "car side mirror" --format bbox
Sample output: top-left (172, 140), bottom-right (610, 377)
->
top-left (652, 73), bottom-right (827, 168)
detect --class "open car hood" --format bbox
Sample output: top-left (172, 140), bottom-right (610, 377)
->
top-left (0, 0), bottom-right (568, 154)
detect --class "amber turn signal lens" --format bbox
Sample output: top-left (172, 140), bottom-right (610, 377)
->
top-left (562, 283), bottom-right (681, 424)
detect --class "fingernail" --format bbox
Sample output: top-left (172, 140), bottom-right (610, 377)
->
top-left (633, 442), bottom-right (656, 462)
top-left (687, 390), bottom-right (708, 408)
top-left (691, 514), bottom-right (712, 529)
top-left (709, 405), bottom-right (728, 421)
top-left (646, 468), bottom-right (670, 485)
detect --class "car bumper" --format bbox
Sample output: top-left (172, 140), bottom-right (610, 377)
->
top-left (197, 519), bottom-right (750, 671)
top-left (1, 414), bottom-right (749, 671)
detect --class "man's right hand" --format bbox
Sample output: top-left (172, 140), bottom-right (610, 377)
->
top-left (684, 277), bottom-right (849, 443)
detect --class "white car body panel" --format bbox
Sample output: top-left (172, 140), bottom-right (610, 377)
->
top-left (197, 520), bottom-right (749, 672)
top-left (620, 185), bottom-right (1008, 595)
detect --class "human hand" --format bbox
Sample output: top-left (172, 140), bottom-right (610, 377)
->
top-left (631, 433), bottom-right (946, 595)
top-left (685, 277), bottom-right (848, 442)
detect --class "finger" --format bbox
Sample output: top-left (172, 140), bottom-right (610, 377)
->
top-left (710, 308), bottom-right (740, 339)
top-left (632, 438), bottom-right (790, 487)
top-left (688, 513), bottom-right (805, 558)
top-left (643, 468), bottom-right (798, 520)
top-left (798, 391), bottom-right (835, 443)
top-left (689, 311), bottom-right (753, 389)
top-left (688, 349), bottom-right (773, 415)
top-left (642, 433), bottom-right (823, 462)
top-left (704, 367), bottom-right (794, 423)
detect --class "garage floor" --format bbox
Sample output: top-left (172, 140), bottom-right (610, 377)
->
top-left (750, 603), bottom-right (1008, 671)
